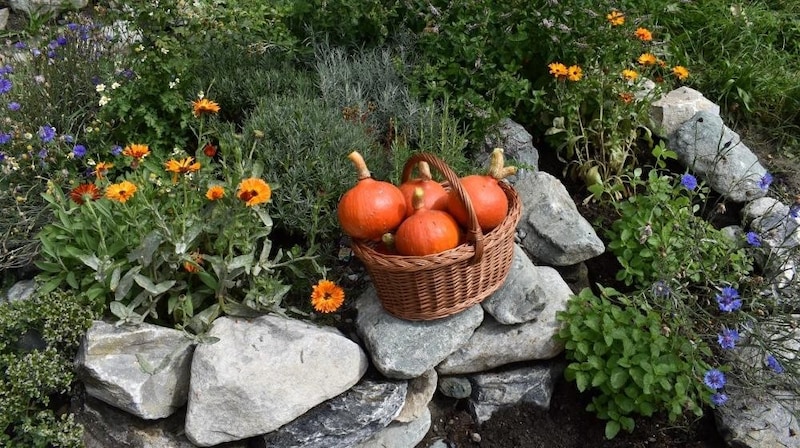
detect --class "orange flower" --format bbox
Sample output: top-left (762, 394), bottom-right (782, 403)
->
top-left (206, 185), bottom-right (225, 201)
top-left (203, 143), bottom-right (217, 158)
top-left (236, 178), bottom-right (271, 207)
top-left (619, 92), bottom-right (635, 104)
top-left (165, 157), bottom-right (201, 183)
top-left (69, 183), bottom-right (101, 205)
top-left (638, 53), bottom-right (657, 66)
top-left (122, 143), bottom-right (150, 161)
top-left (310, 279), bottom-right (345, 313)
top-left (567, 65), bottom-right (583, 82)
top-left (183, 251), bottom-right (203, 273)
top-left (105, 181), bottom-right (137, 203)
top-left (634, 27), bottom-right (652, 41)
top-left (621, 69), bottom-right (639, 81)
top-left (94, 161), bottom-right (114, 179)
top-left (192, 98), bottom-right (220, 117)
top-left (548, 62), bottom-right (568, 80)
top-left (672, 65), bottom-right (689, 80)
top-left (606, 10), bottom-right (625, 26)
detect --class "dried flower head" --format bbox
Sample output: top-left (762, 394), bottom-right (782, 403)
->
top-left (311, 279), bottom-right (345, 313)
top-left (183, 251), bottom-right (203, 273)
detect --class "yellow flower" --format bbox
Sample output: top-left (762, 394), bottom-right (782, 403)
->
top-left (236, 178), bottom-right (271, 206)
top-left (192, 98), bottom-right (220, 117)
top-left (621, 69), bottom-right (639, 81)
top-left (634, 27), bottom-right (653, 41)
top-left (672, 65), bottom-right (690, 80)
top-left (548, 62), bottom-right (568, 80)
top-left (206, 185), bottom-right (225, 201)
top-left (638, 53), bottom-right (657, 66)
top-left (165, 157), bottom-right (201, 183)
top-left (310, 279), bottom-right (345, 313)
top-left (606, 10), bottom-right (625, 26)
top-left (122, 143), bottom-right (150, 161)
top-left (105, 181), bottom-right (137, 203)
top-left (94, 161), bottom-right (114, 179)
top-left (567, 65), bottom-right (583, 82)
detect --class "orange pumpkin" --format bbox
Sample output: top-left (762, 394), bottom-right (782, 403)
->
top-left (395, 187), bottom-right (462, 256)
top-left (337, 151), bottom-right (406, 241)
top-left (447, 148), bottom-right (517, 231)
top-left (398, 161), bottom-right (448, 218)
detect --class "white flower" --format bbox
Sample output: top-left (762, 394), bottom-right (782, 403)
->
top-left (98, 95), bottom-right (110, 107)
top-left (95, 83), bottom-right (106, 92)
top-left (161, 47), bottom-right (169, 55)
top-left (111, 82), bottom-right (120, 90)
top-left (169, 78), bottom-right (180, 89)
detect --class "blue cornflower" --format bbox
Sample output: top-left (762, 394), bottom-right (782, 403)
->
top-left (67, 23), bottom-right (79, 31)
top-left (7, 102), bottom-right (20, 111)
top-left (38, 148), bottom-right (48, 159)
top-left (64, 134), bottom-right (74, 143)
top-left (31, 48), bottom-right (41, 57)
top-left (715, 286), bottom-right (742, 312)
top-left (681, 173), bottom-right (698, 190)
top-left (0, 152), bottom-right (5, 162)
top-left (758, 173), bottom-right (773, 191)
top-left (56, 35), bottom-right (68, 46)
top-left (13, 41), bottom-right (26, 49)
top-left (0, 78), bottom-right (12, 94)
top-left (717, 328), bottom-right (740, 350)
top-left (766, 355), bottom-right (785, 374)
top-left (72, 145), bottom-right (86, 158)
top-left (0, 133), bottom-right (11, 144)
top-left (111, 145), bottom-right (123, 156)
top-left (652, 280), bottom-right (671, 298)
top-left (704, 369), bottom-right (726, 390)
top-left (48, 40), bottom-right (59, 50)
top-left (91, 76), bottom-right (102, 86)
top-left (745, 231), bottom-right (762, 247)
top-left (47, 50), bottom-right (57, 59)
top-left (38, 125), bottom-right (56, 143)
top-left (711, 393), bottom-right (728, 406)
top-left (3, 65), bottom-right (12, 74)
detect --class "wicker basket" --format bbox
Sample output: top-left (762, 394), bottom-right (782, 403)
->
top-left (350, 152), bottom-right (522, 321)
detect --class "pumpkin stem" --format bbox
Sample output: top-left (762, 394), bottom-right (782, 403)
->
top-left (382, 232), bottom-right (395, 250)
top-left (488, 147), bottom-right (518, 180)
top-left (418, 161), bottom-right (434, 181)
top-left (412, 187), bottom-right (426, 211)
top-left (347, 151), bottom-right (372, 181)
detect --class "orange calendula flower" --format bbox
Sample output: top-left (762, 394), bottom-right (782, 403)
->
top-left (619, 92), bottom-right (635, 104)
top-left (203, 143), bottom-right (217, 158)
top-left (548, 62), bottom-right (569, 80)
top-left (69, 183), bottom-right (101, 205)
top-left (672, 65), bottom-right (689, 80)
top-left (310, 279), bottom-right (345, 313)
top-left (122, 143), bottom-right (150, 161)
top-left (94, 161), bottom-right (114, 179)
top-left (206, 185), bottom-right (225, 201)
top-left (105, 181), bottom-right (137, 203)
top-left (192, 98), bottom-right (220, 117)
top-left (621, 69), bottom-right (639, 81)
top-left (607, 10), bottom-right (625, 26)
top-left (183, 251), bottom-right (203, 273)
top-left (567, 65), bottom-right (583, 82)
top-left (638, 53), bottom-right (657, 66)
top-left (236, 178), bottom-right (271, 207)
top-left (634, 27), bottom-right (653, 41)
top-left (165, 157), bottom-right (201, 183)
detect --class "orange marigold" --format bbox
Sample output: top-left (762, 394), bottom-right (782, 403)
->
top-left (183, 251), bottom-right (203, 273)
top-left (69, 183), bottom-right (101, 205)
top-left (619, 92), bottom-right (635, 104)
top-left (567, 65), bottom-right (583, 82)
top-left (621, 69), bottom-right (639, 81)
top-left (105, 181), bottom-right (138, 203)
top-left (548, 62), bottom-right (569, 80)
top-left (236, 178), bottom-right (271, 207)
top-left (638, 53), bottom-right (657, 66)
top-left (607, 10), bottom-right (625, 26)
top-left (94, 161), bottom-right (114, 179)
top-left (192, 98), bottom-right (220, 117)
top-left (310, 279), bottom-right (345, 313)
top-left (122, 143), bottom-right (150, 161)
top-left (672, 65), bottom-right (690, 80)
top-left (206, 185), bottom-right (225, 201)
top-left (165, 157), bottom-right (201, 183)
top-left (634, 27), bottom-right (653, 41)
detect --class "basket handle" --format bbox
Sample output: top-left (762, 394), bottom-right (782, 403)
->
top-left (401, 153), bottom-right (485, 264)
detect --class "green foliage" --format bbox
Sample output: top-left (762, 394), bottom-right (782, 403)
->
top-left (603, 163), bottom-right (752, 290)
top-left (558, 287), bottom-right (712, 439)
top-left (0, 289), bottom-right (99, 447)
top-left (286, 0), bottom-right (404, 47)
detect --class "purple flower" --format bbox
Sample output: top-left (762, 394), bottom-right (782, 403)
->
top-left (0, 133), bottom-right (11, 144)
top-left (13, 41), bottom-right (26, 49)
top-left (48, 40), bottom-right (59, 50)
top-left (47, 50), bottom-right (57, 59)
top-left (64, 134), bottom-right (74, 143)
top-left (711, 393), bottom-right (728, 406)
top-left (766, 355), bottom-right (784, 374)
top-left (67, 23), bottom-right (79, 31)
top-left (652, 280), bottom-right (671, 297)
top-left (0, 78), bottom-right (12, 94)
top-left (7, 102), bottom-right (19, 111)
top-left (56, 35), bottom-right (68, 46)
top-left (717, 328), bottom-right (740, 350)
top-left (31, 48), bottom-right (41, 57)
top-left (91, 76), bottom-right (102, 86)
top-left (38, 125), bottom-right (56, 143)
top-left (703, 369), bottom-right (726, 390)
top-left (0, 152), bottom-right (5, 162)
top-left (72, 144), bottom-right (86, 158)
top-left (745, 231), bottom-right (761, 247)
top-left (681, 173), bottom-right (698, 190)
top-left (37, 148), bottom-right (48, 159)
top-left (715, 286), bottom-right (742, 313)
top-left (758, 173), bottom-right (773, 191)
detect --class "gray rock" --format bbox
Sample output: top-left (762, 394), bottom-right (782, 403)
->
top-left (554, 262), bottom-right (590, 295)
top-left (396, 369), bottom-right (437, 423)
top-left (482, 245), bottom-right (572, 325)
top-left (4, 279), bottom-right (36, 303)
top-left (715, 386), bottom-right (800, 448)
top-left (438, 376), bottom-right (472, 399)
top-left (355, 286), bottom-right (484, 379)
top-left (0, 8), bottom-right (9, 31)
top-left (259, 379), bottom-right (407, 448)
top-left (669, 111), bottom-right (768, 202)
top-left (481, 118), bottom-right (539, 181)
top-left (516, 171), bottom-right (605, 265)
top-left (74, 321), bottom-right (195, 420)
top-left (742, 198), bottom-right (800, 291)
top-left (651, 86), bottom-right (720, 137)
top-left (185, 315), bottom-right (367, 446)
top-left (353, 407), bottom-right (432, 448)
top-left (468, 361), bottom-right (564, 423)
top-left (8, 0), bottom-right (87, 16)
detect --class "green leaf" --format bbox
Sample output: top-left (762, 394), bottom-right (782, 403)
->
top-left (638, 400), bottom-right (655, 416)
top-left (133, 275), bottom-right (176, 296)
top-left (66, 271), bottom-right (79, 289)
top-left (116, 266), bottom-right (142, 301)
top-left (34, 261), bottom-right (63, 273)
top-left (197, 271), bottom-right (218, 290)
top-left (128, 231), bottom-right (163, 267)
top-left (575, 371), bottom-right (589, 392)
top-left (605, 420), bottom-right (621, 439)
top-left (592, 371), bottom-right (608, 387)
top-left (110, 301), bottom-right (130, 320)
top-left (610, 368), bottom-right (629, 390)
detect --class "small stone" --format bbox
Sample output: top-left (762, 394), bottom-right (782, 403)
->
top-left (471, 432), bottom-right (482, 442)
